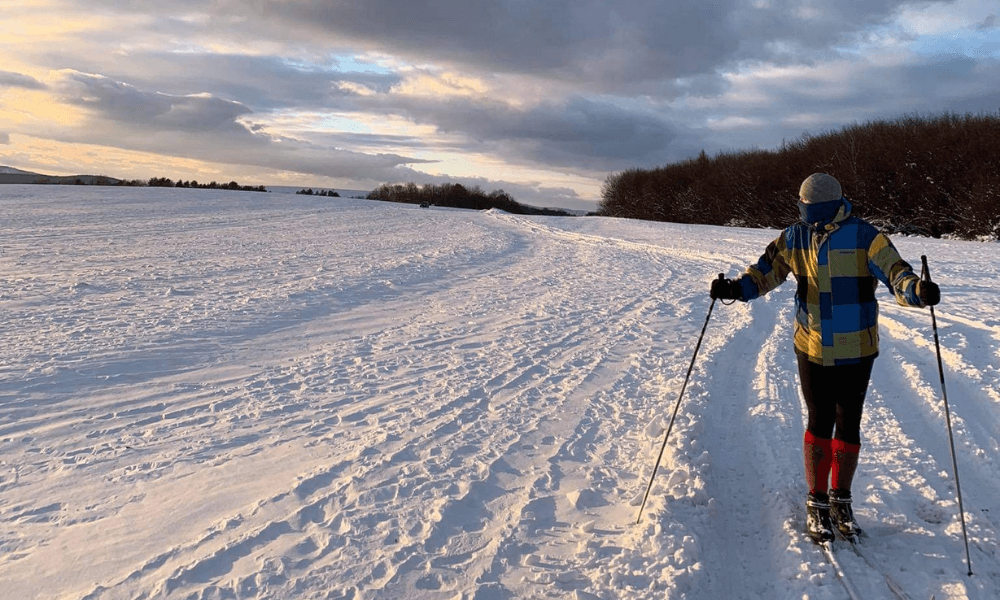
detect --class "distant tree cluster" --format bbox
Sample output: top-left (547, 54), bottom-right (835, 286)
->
top-left (296, 188), bottom-right (340, 197)
top-left (142, 177), bottom-right (267, 192)
top-left (12, 174), bottom-right (120, 186)
top-left (367, 182), bottom-right (573, 216)
top-left (73, 176), bottom-right (117, 186)
top-left (600, 111), bottom-right (1000, 240)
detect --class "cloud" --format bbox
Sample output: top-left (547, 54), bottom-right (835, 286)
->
top-left (0, 70), bottom-right (47, 90)
top-left (43, 70), bottom-right (436, 184)
top-left (46, 59), bottom-right (689, 175)
top-left (688, 49), bottom-right (1000, 159)
top-left (976, 14), bottom-right (997, 31)
top-left (0, 132), bottom-right (10, 144)
top-left (42, 51), bottom-right (401, 111)
top-left (57, 70), bottom-right (255, 134)
top-left (977, 41), bottom-right (1000, 56)
top-left (398, 96), bottom-right (685, 171)
top-left (7, 0), bottom-right (1000, 210)
top-left (75, 0), bottom-right (920, 91)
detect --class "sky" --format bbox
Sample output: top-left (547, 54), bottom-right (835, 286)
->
top-left (1, 0), bottom-right (998, 211)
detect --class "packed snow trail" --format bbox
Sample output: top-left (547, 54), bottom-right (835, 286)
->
top-left (0, 187), bottom-right (998, 599)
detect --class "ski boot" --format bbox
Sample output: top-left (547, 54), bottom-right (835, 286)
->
top-left (829, 489), bottom-right (862, 542)
top-left (806, 491), bottom-right (835, 543)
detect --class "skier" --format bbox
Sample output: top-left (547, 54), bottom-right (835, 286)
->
top-left (709, 173), bottom-right (941, 543)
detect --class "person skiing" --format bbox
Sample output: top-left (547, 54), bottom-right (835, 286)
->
top-left (709, 173), bottom-right (941, 543)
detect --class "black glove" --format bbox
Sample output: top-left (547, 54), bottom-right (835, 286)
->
top-left (710, 277), bottom-right (743, 301)
top-left (916, 280), bottom-right (940, 306)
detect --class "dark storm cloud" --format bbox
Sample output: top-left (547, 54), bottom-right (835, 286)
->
top-left (730, 0), bottom-right (917, 62)
top-left (263, 0), bottom-right (941, 92)
top-left (265, 0), bottom-right (740, 89)
top-left (84, 0), bottom-right (921, 90)
top-left (0, 71), bottom-right (47, 90)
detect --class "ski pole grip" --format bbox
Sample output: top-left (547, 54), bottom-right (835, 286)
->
top-left (921, 255), bottom-right (931, 282)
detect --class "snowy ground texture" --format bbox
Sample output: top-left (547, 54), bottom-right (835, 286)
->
top-left (2, 186), bottom-right (999, 600)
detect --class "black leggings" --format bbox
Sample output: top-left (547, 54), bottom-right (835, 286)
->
top-left (797, 353), bottom-right (875, 445)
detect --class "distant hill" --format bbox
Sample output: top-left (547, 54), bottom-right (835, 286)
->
top-left (0, 166), bottom-right (121, 186)
top-left (0, 166), bottom-right (37, 175)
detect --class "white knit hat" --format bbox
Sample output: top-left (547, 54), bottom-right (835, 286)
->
top-left (799, 173), bottom-right (842, 204)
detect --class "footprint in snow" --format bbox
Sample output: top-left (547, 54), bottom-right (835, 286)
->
top-left (915, 501), bottom-right (949, 524)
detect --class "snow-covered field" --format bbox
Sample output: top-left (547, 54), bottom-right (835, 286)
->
top-left (1, 185), bottom-right (998, 600)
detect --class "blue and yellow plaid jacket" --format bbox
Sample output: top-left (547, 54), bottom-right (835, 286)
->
top-left (738, 200), bottom-right (925, 366)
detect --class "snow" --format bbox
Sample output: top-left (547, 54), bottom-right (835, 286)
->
top-left (1, 184), bottom-right (998, 599)
top-left (0, 166), bottom-right (35, 175)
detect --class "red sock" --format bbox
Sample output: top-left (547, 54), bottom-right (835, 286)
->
top-left (830, 438), bottom-right (861, 492)
top-left (804, 431), bottom-right (833, 495)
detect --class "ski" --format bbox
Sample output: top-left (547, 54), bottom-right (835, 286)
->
top-left (810, 520), bottom-right (912, 600)
top-left (819, 541), bottom-right (865, 600)
top-left (826, 494), bottom-right (911, 600)
top-left (841, 536), bottom-right (912, 600)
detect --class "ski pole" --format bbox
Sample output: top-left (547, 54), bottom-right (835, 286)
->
top-left (636, 274), bottom-right (724, 525)
top-left (921, 255), bottom-right (973, 577)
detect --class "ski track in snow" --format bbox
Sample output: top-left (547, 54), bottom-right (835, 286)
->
top-left (0, 186), bottom-right (998, 599)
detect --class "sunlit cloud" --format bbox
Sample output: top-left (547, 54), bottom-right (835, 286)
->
top-left (0, 86), bottom-right (87, 128)
top-left (895, 0), bottom-right (993, 35)
top-left (335, 81), bottom-right (379, 97)
top-left (393, 70), bottom-right (490, 98)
